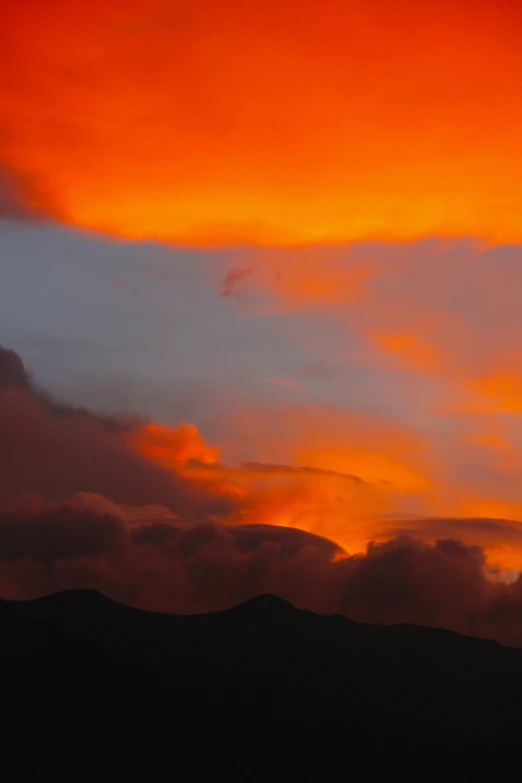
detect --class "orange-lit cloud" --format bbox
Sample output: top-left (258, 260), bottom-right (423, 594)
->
top-left (5, 342), bottom-right (522, 643)
top-left (220, 248), bottom-right (374, 312)
top-left (222, 241), bottom-right (522, 423)
top-left (127, 422), bottom-right (219, 468)
top-left (463, 375), bottom-right (522, 414)
top-left (370, 332), bottom-right (443, 372)
top-left (2, 0), bottom-right (522, 244)
top-left (263, 378), bottom-right (308, 393)
top-left (125, 400), bottom-right (522, 573)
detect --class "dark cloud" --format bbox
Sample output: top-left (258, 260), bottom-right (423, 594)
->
top-left (393, 516), bottom-right (522, 544)
top-left (0, 497), bottom-right (127, 565)
top-left (1, 492), bottom-right (522, 647)
top-left (0, 344), bottom-right (29, 389)
top-left (336, 537), bottom-right (491, 636)
top-left (219, 268), bottom-right (253, 297)
top-left (241, 461), bottom-right (364, 482)
top-left (0, 347), bottom-right (234, 518)
top-left (377, 515), bottom-right (522, 564)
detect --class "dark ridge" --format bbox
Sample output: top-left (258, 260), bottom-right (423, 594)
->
top-left (219, 592), bottom-right (305, 615)
top-left (2, 588), bottom-right (522, 760)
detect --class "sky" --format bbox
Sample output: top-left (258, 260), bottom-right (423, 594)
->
top-left (2, 0), bottom-right (522, 642)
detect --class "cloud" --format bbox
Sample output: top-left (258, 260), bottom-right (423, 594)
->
top-left (128, 413), bottom-right (398, 548)
top-left (2, 348), bottom-right (432, 559)
top-left (10, 318), bottom-right (516, 578)
top-left (0, 344), bottom-right (30, 389)
top-left (0, 347), bottom-right (234, 519)
top-left (263, 377), bottom-right (308, 393)
top-left (3, 1), bottom-right (522, 243)
top-left (2, 344), bottom-right (522, 645)
top-left (2, 492), bottom-right (522, 647)
top-left (0, 494), bottom-right (129, 566)
top-left (373, 515), bottom-right (522, 574)
top-left (215, 240), bottom-right (522, 539)
top-left (219, 268), bottom-right (253, 297)
top-left (369, 332), bottom-right (443, 372)
top-left (222, 247), bottom-right (373, 311)
top-left (239, 462), bottom-right (364, 482)
top-left (127, 422), bottom-right (219, 468)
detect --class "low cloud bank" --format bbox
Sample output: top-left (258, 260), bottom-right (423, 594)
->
top-left (1, 344), bottom-right (522, 647)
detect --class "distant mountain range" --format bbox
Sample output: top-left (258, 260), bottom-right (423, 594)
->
top-left (2, 589), bottom-right (522, 764)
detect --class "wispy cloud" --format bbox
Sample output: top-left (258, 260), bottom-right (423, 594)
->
top-left (262, 377), bottom-right (308, 393)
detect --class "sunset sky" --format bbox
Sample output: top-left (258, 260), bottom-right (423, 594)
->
top-left (2, 0), bottom-right (522, 636)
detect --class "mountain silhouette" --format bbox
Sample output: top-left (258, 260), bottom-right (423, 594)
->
top-left (2, 589), bottom-right (522, 764)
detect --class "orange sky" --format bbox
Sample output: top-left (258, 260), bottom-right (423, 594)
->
top-left (2, 0), bottom-right (522, 244)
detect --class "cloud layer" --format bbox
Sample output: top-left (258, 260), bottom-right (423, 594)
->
top-left (2, 492), bottom-right (522, 648)
top-left (2, 1), bottom-right (522, 243)
top-left (1, 344), bottom-right (522, 646)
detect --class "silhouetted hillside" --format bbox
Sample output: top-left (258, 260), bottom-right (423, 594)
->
top-left (2, 589), bottom-right (522, 759)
